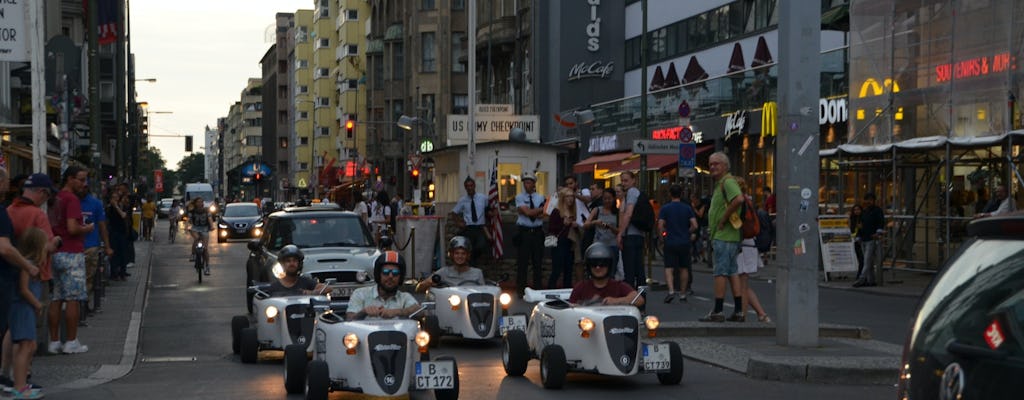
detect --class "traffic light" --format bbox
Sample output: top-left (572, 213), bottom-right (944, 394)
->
top-left (345, 118), bottom-right (355, 137)
top-left (411, 168), bottom-right (420, 186)
top-left (427, 181), bottom-right (435, 201)
top-left (185, 135), bottom-right (193, 152)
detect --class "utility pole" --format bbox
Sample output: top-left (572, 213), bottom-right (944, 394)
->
top-left (776, 0), bottom-right (821, 347)
top-left (89, 0), bottom-right (101, 192)
top-left (29, 0), bottom-right (45, 172)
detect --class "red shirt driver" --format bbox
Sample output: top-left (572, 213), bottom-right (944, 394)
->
top-left (569, 243), bottom-right (645, 307)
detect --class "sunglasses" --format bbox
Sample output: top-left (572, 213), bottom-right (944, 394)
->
top-left (590, 264), bottom-right (609, 269)
top-left (381, 268), bottom-right (401, 276)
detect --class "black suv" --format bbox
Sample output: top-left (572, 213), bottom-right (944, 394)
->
top-left (897, 214), bottom-right (1024, 399)
top-left (244, 205), bottom-right (380, 313)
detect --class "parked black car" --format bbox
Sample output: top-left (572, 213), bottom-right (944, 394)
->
top-left (216, 203), bottom-right (264, 243)
top-left (896, 213), bottom-right (1024, 399)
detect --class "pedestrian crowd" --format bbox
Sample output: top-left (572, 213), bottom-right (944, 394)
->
top-left (0, 167), bottom-right (143, 399)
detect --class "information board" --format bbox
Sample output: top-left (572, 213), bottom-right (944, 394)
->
top-left (818, 216), bottom-right (859, 276)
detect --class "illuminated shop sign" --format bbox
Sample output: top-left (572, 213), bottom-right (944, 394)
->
top-left (762, 102), bottom-right (776, 137)
top-left (935, 52), bottom-right (1013, 83)
top-left (589, 134), bottom-right (618, 153)
top-left (586, 0), bottom-right (602, 51)
top-left (724, 110), bottom-right (748, 140)
top-left (651, 126), bottom-right (702, 143)
top-left (568, 61), bottom-right (615, 81)
top-left (856, 78), bottom-right (902, 120)
top-left (819, 98), bottom-right (847, 125)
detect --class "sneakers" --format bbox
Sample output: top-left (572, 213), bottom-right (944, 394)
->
top-left (663, 292), bottom-right (676, 304)
top-left (11, 386), bottom-right (43, 399)
top-left (126, 262), bottom-right (135, 269)
top-left (699, 312), bottom-right (725, 322)
top-left (0, 376), bottom-right (14, 393)
top-left (61, 339), bottom-right (89, 354)
top-left (726, 312), bottom-right (746, 322)
top-left (678, 294), bottom-right (688, 302)
top-left (46, 341), bottom-right (62, 354)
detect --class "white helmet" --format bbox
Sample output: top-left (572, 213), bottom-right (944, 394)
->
top-left (522, 172), bottom-right (536, 182)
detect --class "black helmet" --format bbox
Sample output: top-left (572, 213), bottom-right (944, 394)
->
top-left (278, 244), bottom-right (304, 262)
top-left (448, 236), bottom-right (472, 252)
top-left (373, 250), bottom-right (406, 280)
top-left (584, 243), bottom-right (614, 269)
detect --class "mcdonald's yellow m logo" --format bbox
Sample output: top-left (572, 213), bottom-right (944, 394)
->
top-left (761, 102), bottom-right (777, 137)
top-left (856, 78), bottom-right (903, 120)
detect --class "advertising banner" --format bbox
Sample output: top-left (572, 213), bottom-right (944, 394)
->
top-left (818, 216), bottom-right (858, 276)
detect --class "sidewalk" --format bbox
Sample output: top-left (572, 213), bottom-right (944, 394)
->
top-left (27, 240), bottom-right (152, 395)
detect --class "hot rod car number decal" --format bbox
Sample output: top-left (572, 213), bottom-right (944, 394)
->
top-left (415, 361), bottom-right (455, 389)
top-left (642, 343), bottom-right (671, 372)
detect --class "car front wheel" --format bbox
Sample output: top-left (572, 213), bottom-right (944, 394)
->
top-left (656, 341), bottom-right (684, 385)
top-left (502, 330), bottom-right (529, 376)
top-left (284, 344), bottom-right (307, 393)
top-left (433, 355), bottom-right (459, 400)
top-left (231, 316), bottom-right (248, 355)
top-left (240, 327), bottom-right (258, 364)
top-left (306, 360), bottom-right (329, 400)
top-left (540, 344), bottom-right (567, 389)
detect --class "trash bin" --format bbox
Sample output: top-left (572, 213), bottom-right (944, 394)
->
top-left (395, 215), bottom-right (442, 279)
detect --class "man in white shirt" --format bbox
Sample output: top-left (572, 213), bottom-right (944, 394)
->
top-left (449, 177), bottom-right (490, 265)
top-left (977, 185), bottom-right (1015, 218)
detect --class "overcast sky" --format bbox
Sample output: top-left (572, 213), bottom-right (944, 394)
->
top-left (131, 1), bottom-right (312, 169)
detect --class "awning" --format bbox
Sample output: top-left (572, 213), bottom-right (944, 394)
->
top-left (573, 151), bottom-right (633, 174)
top-left (607, 145), bottom-right (714, 173)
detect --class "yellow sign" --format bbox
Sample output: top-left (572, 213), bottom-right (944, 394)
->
top-left (297, 178), bottom-right (308, 189)
top-left (856, 78), bottom-right (903, 120)
top-left (761, 102), bottom-right (777, 137)
top-left (819, 218), bottom-right (849, 229)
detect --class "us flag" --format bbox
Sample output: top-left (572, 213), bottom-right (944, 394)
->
top-left (83, 0), bottom-right (119, 45)
top-left (488, 156), bottom-right (503, 259)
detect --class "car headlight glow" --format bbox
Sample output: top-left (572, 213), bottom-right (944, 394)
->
top-left (272, 263), bottom-right (285, 279)
top-left (218, 223), bottom-right (228, 229)
top-left (254, 221), bottom-right (264, 228)
top-left (448, 294), bottom-right (462, 310)
top-left (499, 292), bottom-right (512, 308)
top-left (209, 205), bottom-right (217, 213)
top-left (578, 317), bottom-right (595, 338)
top-left (343, 333), bottom-right (359, 354)
top-left (265, 306), bottom-right (279, 322)
top-left (415, 331), bottom-right (430, 351)
top-left (253, 228), bottom-right (262, 237)
top-left (644, 316), bottom-right (660, 337)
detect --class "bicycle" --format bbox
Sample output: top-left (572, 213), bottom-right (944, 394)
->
top-left (169, 215), bottom-right (179, 243)
top-left (193, 238), bottom-right (206, 283)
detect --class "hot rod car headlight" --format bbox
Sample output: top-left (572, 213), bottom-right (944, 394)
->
top-left (265, 306), bottom-right (279, 322)
top-left (272, 263), bottom-right (285, 279)
top-left (499, 293), bottom-right (512, 308)
top-left (448, 294), bottom-right (462, 310)
top-left (343, 333), bottom-right (359, 354)
top-left (578, 317), bottom-right (595, 338)
top-left (644, 316), bottom-right (660, 337)
top-left (415, 331), bottom-right (431, 352)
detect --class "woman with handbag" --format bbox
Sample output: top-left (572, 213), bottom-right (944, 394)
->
top-left (547, 188), bottom-right (579, 289)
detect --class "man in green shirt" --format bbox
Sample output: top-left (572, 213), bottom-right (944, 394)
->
top-left (700, 152), bottom-right (745, 322)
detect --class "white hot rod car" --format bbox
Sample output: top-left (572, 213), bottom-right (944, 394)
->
top-left (420, 274), bottom-right (522, 346)
top-left (286, 304), bottom-right (460, 400)
top-left (501, 288), bottom-right (683, 389)
top-left (231, 282), bottom-right (338, 363)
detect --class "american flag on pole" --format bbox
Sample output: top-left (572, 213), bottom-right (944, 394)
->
top-left (488, 155), bottom-right (504, 259)
top-left (84, 0), bottom-right (119, 45)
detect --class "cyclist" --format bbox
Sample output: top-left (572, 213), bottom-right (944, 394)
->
top-left (186, 197), bottom-right (214, 274)
top-left (168, 199), bottom-right (182, 242)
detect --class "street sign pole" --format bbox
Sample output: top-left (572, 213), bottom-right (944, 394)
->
top-left (777, 0), bottom-right (821, 347)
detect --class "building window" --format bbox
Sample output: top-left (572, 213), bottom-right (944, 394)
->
top-left (347, 79), bottom-right (358, 90)
top-left (296, 59), bottom-right (308, 69)
top-left (299, 137), bottom-right (309, 146)
top-left (319, 7), bottom-right (329, 18)
top-left (452, 0), bottom-right (464, 10)
top-left (299, 162), bottom-right (309, 170)
top-left (245, 136), bottom-right (261, 146)
top-left (422, 0), bottom-right (435, 10)
top-left (451, 32), bottom-right (466, 72)
top-left (346, 9), bottom-right (358, 20)
top-left (421, 32), bottom-right (436, 72)
top-left (452, 94), bottom-right (467, 114)
top-left (347, 44), bottom-right (358, 55)
top-left (316, 68), bottom-right (330, 78)
top-left (316, 97), bottom-right (330, 107)
top-left (299, 85), bottom-right (308, 94)
top-left (279, 137), bottom-right (288, 148)
top-left (392, 43), bottom-right (404, 80)
top-left (318, 38), bottom-right (330, 48)
top-left (372, 54), bottom-right (383, 88)
top-left (318, 126), bottom-right (330, 136)
top-left (298, 111), bottom-right (309, 119)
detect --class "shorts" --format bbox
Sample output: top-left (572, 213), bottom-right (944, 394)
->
top-left (712, 239), bottom-right (740, 276)
top-left (52, 252), bottom-right (88, 301)
top-left (10, 280), bottom-right (41, 342)
top-left (736, 239), bottom-right (762, 275)
top-left (663, 244), bottom-right (692, 270)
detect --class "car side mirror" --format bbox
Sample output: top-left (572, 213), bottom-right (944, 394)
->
top-left (247, 240), bottom-right (260, 252)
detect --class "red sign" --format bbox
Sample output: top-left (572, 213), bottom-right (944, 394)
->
top-left (652, 126), bottom-right (682, 140)
top-left (984, 319), bottom-right (1005, 350)
top-left (154, 170), bottom-right (164, 193)
top-left (935, 52), bottom-right (1013, 83)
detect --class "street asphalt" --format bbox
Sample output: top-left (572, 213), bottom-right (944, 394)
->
top-left (27, 236), bottom-right (933, 395)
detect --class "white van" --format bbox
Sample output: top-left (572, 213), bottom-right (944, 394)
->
top-left (185, 183), bottom-right (217, 214)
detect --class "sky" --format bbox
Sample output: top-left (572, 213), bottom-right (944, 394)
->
top-left (131, 1), bottom-right (313, 169)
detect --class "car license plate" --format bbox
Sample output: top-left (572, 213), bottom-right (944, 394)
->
top-left (414, 360), bottom-right (455, 389)
top-left (236, 228), bottom-right (247, 233)
top-left (642, 343), bottom-right (671, 372)
top-left (331, 286), bottom-right (355, 298)
top-left (499, 315), bottom-right (527, 335)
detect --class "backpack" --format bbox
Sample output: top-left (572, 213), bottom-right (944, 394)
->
top-left (630, 190), bottom-right (655, 232)
top-left (754, 209), bottom-right (774, 252)
top-left (721, 179), bottom-right (760, 239)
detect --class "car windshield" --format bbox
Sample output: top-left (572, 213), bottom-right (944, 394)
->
top-left (266, 214), bottom-right (374, 250)
top-left (223, 204), bottom-right (260, 217)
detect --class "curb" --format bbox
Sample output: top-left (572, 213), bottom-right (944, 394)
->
top-left (50, 240), bottom-right (152, 393)
top-left (658, 322), bottom-right (871, 339)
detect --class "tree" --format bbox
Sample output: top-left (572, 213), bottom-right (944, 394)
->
top-left (137, 147), bottom-right (168, 195)
top-left (176, 152), bottom-right (206, 193)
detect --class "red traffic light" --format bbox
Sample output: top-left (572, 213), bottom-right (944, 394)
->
top-left (411, 169), bottom-right (420, 177)
top-left (345, 119), bottom-right (355, 130)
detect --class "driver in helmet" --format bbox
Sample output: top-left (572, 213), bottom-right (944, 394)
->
top-left (415, 236), bottom-right (486, 293)
top-left (569, 243), bottom-right (645, 306)
top-left (266, 244), bottom-right (326, 296)
top-left (347, 250), bottom-right (420, 320)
